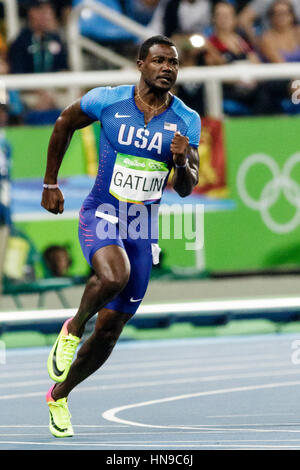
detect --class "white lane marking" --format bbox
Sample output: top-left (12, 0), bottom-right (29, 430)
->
top-left (0, 370), bottom-right (47, 379)
top-left (0, 379), bottom-right (51, 389)
top-left (0, 358), bottom-right (292, 383)
top-left (148, 427), bottom-right (300, 434)
top-left (4, 333), bottom-right (296, 358)
top-left (172, 423), bottom-right (300, 428)
top-left (0, 352), bottom-right (286, 378)
top-left (208, 413), bottom-right (295, 418)
top-left (3, 436), bottom-right (300, 442)
top-left (2, 430), bottom-right (300, 437)
top-left (0, 424), bottom-right (128, 428)
top-left (3, 297), bottom-right (300, 318)
top-left (2, 364), bottom-right (300, 391)
top-left (2, 366), bottom-right (300, 400)
top-left (102, 380), bottom-right (300, 429)
top-left (2, 348), bottom-right (290, 370)
top-left (2, 440), bottom-right (300, 449)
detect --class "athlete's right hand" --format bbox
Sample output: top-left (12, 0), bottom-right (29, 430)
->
top-left (41, 188), bottom-right (64, 214)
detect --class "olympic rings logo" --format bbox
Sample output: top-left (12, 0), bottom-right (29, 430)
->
top-left (237, 153), bottom-right (300, 234)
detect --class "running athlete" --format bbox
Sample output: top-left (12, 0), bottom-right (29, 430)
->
top-left (42, 35), bottom-right (201, 438)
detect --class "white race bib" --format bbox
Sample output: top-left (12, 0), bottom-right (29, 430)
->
top-left (109, 153), bottom-right (169, 204)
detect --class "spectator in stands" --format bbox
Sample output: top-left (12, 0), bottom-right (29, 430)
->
top-left (238, 0), bottom-right (300, 46)
top-left (125, 0), bottom-right (160, 26)
top-left (230, 0), bottom-right (252, 13)
top-left (49, 0), bottom-right (73, 25)
top-left (9, 0), bottom-right (67, 74)
top-left (0, 104), bottom-right (12, 227)
top-left (43, 245), bottom-right (72, 277)
top-left (256, 0), bottom-right (300, 114)
top-left (162, 1), bottom-right (236, 115)
top-left (18, 0), bottom-right (72, 31)
top-left (0, 104), bottom-right (11, 292)
top-left (204, 2), bottom-right (270, 115)
top-left (259, 0), bottom-right (300, 63)
top-left (206, 1), bottom-right (260, 65)
top-left (149, 0), bottom-right (212, 38)
top-left (8, 0), bottom-right (68, 123)
top-left (0, 32), bottom-right (8, 74)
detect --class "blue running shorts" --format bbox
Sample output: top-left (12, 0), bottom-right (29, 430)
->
top-left (78, 206), bottom-right (159, 315)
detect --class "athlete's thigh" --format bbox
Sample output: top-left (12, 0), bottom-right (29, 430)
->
top-left (104, 237), bottom-right (154, 315)
top-left (91, 244), bottom-right (131, 284)
top-left (78, 206), bottom-right (125, 267)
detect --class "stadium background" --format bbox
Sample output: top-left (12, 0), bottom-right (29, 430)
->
top-left (1, 0), bottom-right (300, 345)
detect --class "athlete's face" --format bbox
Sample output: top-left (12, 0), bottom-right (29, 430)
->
top-left (137, 43), bottom-right (179, 92)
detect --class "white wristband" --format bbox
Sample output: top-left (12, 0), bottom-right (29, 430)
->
top-left (175, 161), bottom-right (187, 169)
top-left (43, 183), bottom-right (59, 189)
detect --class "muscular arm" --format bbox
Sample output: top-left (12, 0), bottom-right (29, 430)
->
top-left (259, 33), bottom-right (285, 63)
top-left (171, 132), bottom-right (199, 198)
top-left (41, 100), bottom-right (95, 214)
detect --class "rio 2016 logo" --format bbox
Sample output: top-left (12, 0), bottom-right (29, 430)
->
top-left (291, 80), bottom-right (300, 105)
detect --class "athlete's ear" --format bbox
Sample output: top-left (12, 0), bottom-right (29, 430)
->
top-left (136, 59), bottom-right (144, 71)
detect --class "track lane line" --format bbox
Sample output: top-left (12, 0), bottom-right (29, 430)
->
top-left (102, 380), bottom-right (300, 429)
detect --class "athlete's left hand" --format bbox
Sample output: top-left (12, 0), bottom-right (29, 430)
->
top-left (171, 131), bottom-right (189, 166)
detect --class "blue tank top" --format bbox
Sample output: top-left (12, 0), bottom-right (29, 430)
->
top-left (281, 47), bottom-right (300, 62)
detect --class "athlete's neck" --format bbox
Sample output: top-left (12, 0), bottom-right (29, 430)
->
top-left (135, 85), bottom-right (170, 110)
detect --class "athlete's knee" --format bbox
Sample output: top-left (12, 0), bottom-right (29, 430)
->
top-left (100, 267), bottom-right (130, 296)
top-left (89, 266), bottom-right (129, 298)
top-left (92, 246), bottom-right (130, 296)
top-left (94, 311), bottom-right (129, 346)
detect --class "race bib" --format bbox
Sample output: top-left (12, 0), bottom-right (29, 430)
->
top-left (109, 153), bottom-right (169, 204)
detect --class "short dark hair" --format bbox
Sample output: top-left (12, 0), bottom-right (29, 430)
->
top-left (138, 35), bottom-right (176, 61)
top-left (268, 0), bottom-right (297, 24)
top-left (43, 245), bottom-right (72, 271)
top-left (27, 0), bottom-right (51, 9)
top-left (212, 1), bottom-right (236, 15)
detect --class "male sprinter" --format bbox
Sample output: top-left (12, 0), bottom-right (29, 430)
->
top-left (42, 35), bottom-right (201, 438)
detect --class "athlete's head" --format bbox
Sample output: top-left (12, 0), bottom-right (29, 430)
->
top-left (137, 35), bottom-right (179, 92)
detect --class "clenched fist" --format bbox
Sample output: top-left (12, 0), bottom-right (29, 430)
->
top-left (171, 131), bottom-right (189, 167)
top-left (41, 187), bottom-right (64, 214)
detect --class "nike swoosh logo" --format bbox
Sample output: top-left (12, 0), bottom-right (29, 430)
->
top-left (115, 112), bottom-right (131, 118)
top-left (130, 297), bottom-right (143, 303)
top-left (52, 338), bottom-right (65, 377)
top-left (49, 410), bottom-right (68, 433)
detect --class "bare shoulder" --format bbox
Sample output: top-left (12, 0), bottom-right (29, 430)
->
top-left (295, 25), bottom-right (300, 40)
top-left (259, 30), bottom-right (274, 45)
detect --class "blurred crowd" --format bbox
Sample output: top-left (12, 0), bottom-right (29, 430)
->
top-left (0, 0), bottom-right (300, 122)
